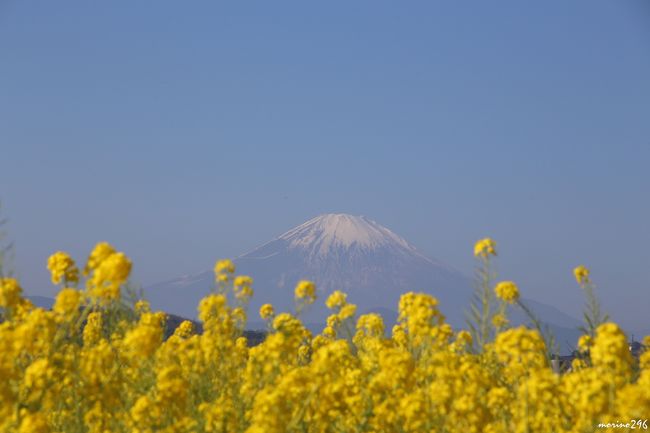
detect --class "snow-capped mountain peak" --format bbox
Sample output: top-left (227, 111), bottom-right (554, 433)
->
top-left (147, 213), bottom-right (582, 350)
top-left (277, 213), bottom-right (416, 256)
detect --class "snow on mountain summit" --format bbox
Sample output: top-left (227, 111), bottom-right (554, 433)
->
top-left (277, 214), bottom-right (416, 256)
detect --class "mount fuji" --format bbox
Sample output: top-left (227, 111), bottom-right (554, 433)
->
top-left (146, 213), bottom-right (581, 346)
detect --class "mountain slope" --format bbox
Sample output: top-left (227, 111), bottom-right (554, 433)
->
top-left (147, 213), bottom-right (581, 341)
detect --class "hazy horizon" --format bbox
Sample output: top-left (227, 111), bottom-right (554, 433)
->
top-left (1, 1), bottom-right (649, 332)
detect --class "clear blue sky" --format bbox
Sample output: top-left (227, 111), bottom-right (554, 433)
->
top-left (1, 1), bottom-right (649, 331)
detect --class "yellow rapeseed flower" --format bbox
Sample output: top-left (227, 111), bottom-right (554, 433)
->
top-left (494, 281), bottom-right (520, 303)
top-left (84, 241), bottom-right (116, 275)
top-left (83, 312), bottom-right (103, 346)
top-left (173, 320), bottom-right (195, 338)
top-left (53, 288), bottom-right (81, 317)
top-left (326, 290), bottom-right (347, 310)
top-left (88, 251), bottom-right (132, 302)
top-left (456, 330), bottom-right (473, 346)
top-left (591, 322), bottom-right (633, 380)
top-left (577, 334), bottom-right (592, 352)
top-left (356, 313), bottom-right (384, 337)
top-left (492, 313), bottom-right (509, 329)
top-left (327, 314), bottom-right (341, 328)
top-left (574, 265), bottom-right (590, 285)
top-left (135, 299), bottom-right (150, 314)
top-left (494, 327), bottom-right (547, 377)
top-left (323, 326), bottom-right (336, 339)
top-left (272, 313), bottom-right (303, 335)
top-left (0, 277), bottom-right (22, 308)
top-left (474, 238), bottom-right (496, 258)
top-left (18, 412), bottom-right (50, 433)
top-left (0, 238), bottom-right (647, 433)
top-left (214, 259), bottom-right (235, 275)
top-left (294, 280), bottom-right (316, 304)
top-left (234, 275), bottom-right (254, 300)
top-left (338, 303), bottom-right (357, 320)
top-left (198, 294), bottom-right (227, 323)
top-left (259, 303), bottom-right (275, 320)
top-left (123, 312), bottom-right (165, 358)
top-left (234, 275), bottom-right (253, 287)
top-left (47, 251), bottom-right (79, 286)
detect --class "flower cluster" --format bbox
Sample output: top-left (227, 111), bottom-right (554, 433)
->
top-left (294, 280), bottom-right (316, 303)
top-left (474, 237), bottom-right (496, 258)
top-left (47, 252), bottom-right (79, 286)
top-left (214, 259), bottom-right (235, 283)
top-left (574, 265), bottom-right (590, 285)
top-left (259, 303), bottom-right (274, 320)
top-left (494, 281), bottom-right (520, 304)
top-left (0, 240), bottom-right (647, 433)
top-left (84, 243), bottom-right (132, 304)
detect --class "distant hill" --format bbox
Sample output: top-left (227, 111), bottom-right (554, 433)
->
top-left (165, 313), bottom-right (265, 346)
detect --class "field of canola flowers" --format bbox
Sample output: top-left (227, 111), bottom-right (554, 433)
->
top-left (0, 239), bottom-right (649, 433)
